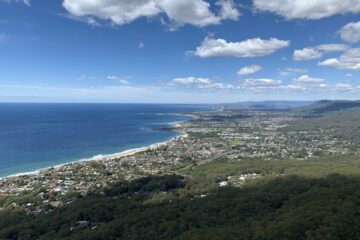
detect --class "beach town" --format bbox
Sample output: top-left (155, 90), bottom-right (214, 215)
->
top-left (1, 107), bottom-right (357, 214)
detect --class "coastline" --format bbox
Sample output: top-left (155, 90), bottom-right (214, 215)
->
top-left (0, 119), bottom-right (189, 181)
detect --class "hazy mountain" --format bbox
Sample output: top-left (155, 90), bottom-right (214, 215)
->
top-left (221, 101), bottom-right (314, 110)
top-left (296, 100), bottom-right (360, 114)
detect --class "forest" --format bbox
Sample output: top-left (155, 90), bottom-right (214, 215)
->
top-left (1, 173), bottom-right (360, 240)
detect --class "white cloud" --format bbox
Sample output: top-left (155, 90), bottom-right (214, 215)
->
top-left (319, 48), bottom-right (360, 71)
top-left (285, 68), bottom-right (308, 72)
top-left (237, 75), bottom-right (355, 94)
top-left (274, 75), bottom-right (328, 92)
top-left (335, 83), bottom-right (355, 92)
top-left (63, 0), bottom-right (160, 26)
top-left (293, 75), bottom-right (327, 85)
top-left (253, 0), bottom-right (360, 20)
top-left (237, 65), bottom-right (262, 75)
top-left (106, 76), bottom-right (131, 84)
top-left (166, 75), bottom-right (360, 96)
top-left (238, 76), bottom-right (360, 94)
top-left (242, 78), bottom-right (282, 87)
top-left (62, 0), bottom-right (240, 28)
top-left (158, 0), bottom-right (220, 27)
top-left (167, 76), bottom-right (357, 95)
top-left (280, 67), bottom-right (308, 76)
top-left (139, 41), bottom-right (145, 48)
top-left (316, 44), bottom-right (349, 52)
top-left (86, 17), bottom-right (101, 27)
top-left (1, 0), bottom-right (30, 5)
top-left (277, 84), bottom-right (305, 92)
top-left (285, 68), bottom-right (308, 73)
top-left (60, 13), bottom-right (102, 27)
top-left (216, 0), bottom-right (240, 20)
top-left (293, 48), bottom-right (323, 61)
top-left (5, 82), bottom-right (360, 103)
top-left (193, 36), bottom-right (290, 58)
top-left (169, 77), bottom-right (234, 89)
top-left (339, 21), bottom-right (360, 43)
top-left (159, 0), bottom-right (240, 27)
top-left (293, 44), bottom-right (349, 61)
top-left (172, 77), bottom-right (211, 85)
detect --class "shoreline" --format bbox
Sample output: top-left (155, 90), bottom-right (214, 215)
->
top-left (0, 119), bottom-right (189, 181)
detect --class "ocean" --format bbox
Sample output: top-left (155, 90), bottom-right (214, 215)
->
top-left (0, 103), bottom-right (204, 177)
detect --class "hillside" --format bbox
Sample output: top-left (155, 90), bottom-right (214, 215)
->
top-left (295, 100), bottom-right (360, 115)
top-left (2, 173), bottom-right (360, 240)
top-left (222, 101), bottom-right (314, 110)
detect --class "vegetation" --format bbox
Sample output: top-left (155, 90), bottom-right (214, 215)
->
top-left (2, 173), bottom-right (360, 239)
top-left (294, 100), bottom-right (360, 115)
top-left (188, 131), bottom-right (220, 138)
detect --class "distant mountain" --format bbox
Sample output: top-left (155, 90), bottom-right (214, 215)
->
top-left (221, 101), bottom-right (314, 110)
top-left (296, 100), bottom-right (360, 114)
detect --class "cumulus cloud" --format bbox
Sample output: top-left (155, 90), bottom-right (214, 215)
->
top-left (165, 75), bottom-right (360, 95)
top-left (172, 77), bottom-right (211, 85)
top-left (293, 48), bottom-right (323, 61)
top-left (193, 36), bottom-right (290, 58)
top-left (237, 75), bottom-right (351, 94)
top-left (238, 76), bottom-right (360, 94)
top-left (280, 68), bottom-right (308, 75)
top-left (339, 21), bottom-right (360, 43)
top-left (279, 83), bottom-right (352, 93)
top-left (158, 0), bottom-right (220, 27)
top-left (62, 0), bottom-right (240, 28)
top-left (169, 77), bottom-right (234, 89)
top-left (316, 44), bottom-right (349, 52)
top-left (241, 76), bottom-right (360, 94)
top-left (319, 48), bottom-right (360, 71)
top-left (285, 68), bottom-right (308, 73)
top-left (242, 79), bottom-right (282, 87)
top-left (335, 83), bottom-right (356, 92)
top-left (62, 0), bottom-right (160, 26)
top-left (271, 75), bottom-right (328, 92)
top-left (253, 0), bottom-right (360, 20)
top-left (293, 75), bottom-right (327, 85)
top-left (293, 44), bottom-right (349, 61)
top-left (237, 65), bottom-right (262, 75)
top-left (216, 0), bottom-right (240, 20)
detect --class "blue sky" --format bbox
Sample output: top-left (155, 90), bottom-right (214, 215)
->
top-left (0, 0), bottom-right (360, 103)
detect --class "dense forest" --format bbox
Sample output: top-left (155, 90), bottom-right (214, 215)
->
top-left (1, 174), bottom-right (360, 240)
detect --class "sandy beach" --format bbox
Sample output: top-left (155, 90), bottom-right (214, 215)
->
top-left (0, 122), bottom-right (188, 181)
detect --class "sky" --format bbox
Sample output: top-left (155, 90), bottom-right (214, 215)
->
top-left (0, 0), bottom-right (360, 103)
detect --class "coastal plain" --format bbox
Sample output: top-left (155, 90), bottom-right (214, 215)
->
top-left (2, 101), bottom-right (360, 239)
top-left (2, 101), bottom-right (360, 211)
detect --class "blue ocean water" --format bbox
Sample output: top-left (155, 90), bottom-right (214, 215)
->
top-left (0, 103), bottom-right (203, 177)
